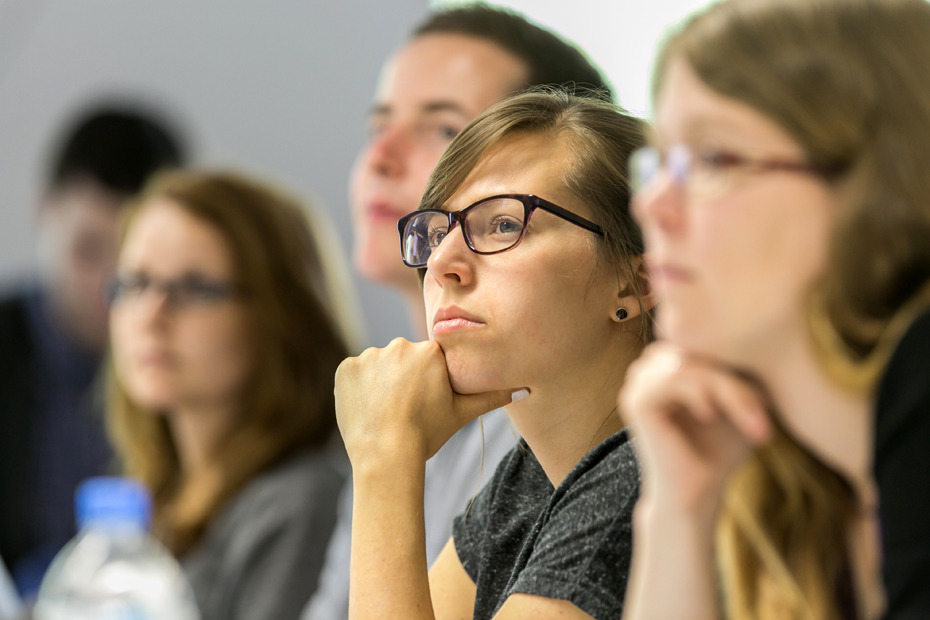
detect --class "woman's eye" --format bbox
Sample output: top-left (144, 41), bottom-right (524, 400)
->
top-left (122, 276), bottom-right (148, 295)
top-left (427, 227), bottom-right (447, 248)
top-left (177, 280), bottom-right (211, 301)
top-left (418, 121), bottom-right (460, 143)
top-left (437, 125), bottom-right (459, 140)
top-left (490, 218), bottom-right (522, 236)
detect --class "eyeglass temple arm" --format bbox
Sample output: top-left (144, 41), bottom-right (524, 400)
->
top-left (535, 200), bottom-right (604, 236)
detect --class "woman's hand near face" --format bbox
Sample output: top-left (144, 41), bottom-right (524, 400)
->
top-left (619, 342), bottom-right (772, 620)
top-left (620, 342), bottom-right (772, 515)
top-left (336, 338), bottom-right (518, 620)
top-left (335, 337), bottom-right (517, 468)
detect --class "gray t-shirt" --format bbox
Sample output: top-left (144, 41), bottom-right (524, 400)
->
top-left (453, 429), bottom-right (639, 620)
top-left (182, 444), bottom-right (348, 620)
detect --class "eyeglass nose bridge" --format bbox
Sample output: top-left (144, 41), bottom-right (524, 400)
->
top-left (135, 280), bottom-right (183, 308)
top-left (634, 145), bottom-right (692, 193)
top-left (431, 210), bottom-right (472, 259)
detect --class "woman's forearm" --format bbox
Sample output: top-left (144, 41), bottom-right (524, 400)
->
top-left (624, 497), bottom-right (721, 620)
top-left (349, 455), bottom-right (435, 620)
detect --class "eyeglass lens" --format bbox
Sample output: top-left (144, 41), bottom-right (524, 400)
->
top-left (402, 197), bottom-right (527, 266)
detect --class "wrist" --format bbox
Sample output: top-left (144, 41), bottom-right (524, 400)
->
top-left (635, 488), bottom-right (724, 536)
top-left (343, 425), bottom-right (429, 469)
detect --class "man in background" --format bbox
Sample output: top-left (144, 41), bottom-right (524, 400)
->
top-left (0, 105), bottom-right (186, 599)
top-left (304, 6), bottom-right (613, 618)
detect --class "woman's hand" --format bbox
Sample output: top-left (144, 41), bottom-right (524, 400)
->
top-left (337, 338), bottom-right (517, 620)
top-left (619, 342), bottom-right (772, 518)
top-left (335, 337), bottom-right (517, 468)
top-left (619, 343), bottom-right (774, 620)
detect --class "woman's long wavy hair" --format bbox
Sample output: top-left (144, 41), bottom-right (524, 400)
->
top-left (106, 170), bottom-right (351, 555)
top-left (655, 0), bottom-right (930, 616)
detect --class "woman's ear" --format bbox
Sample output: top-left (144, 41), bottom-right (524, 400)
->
top-left (611, 255), bottom-right (658, 322)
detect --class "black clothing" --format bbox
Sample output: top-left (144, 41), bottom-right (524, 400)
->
top-left (876, 309), bottom-right (930, 618)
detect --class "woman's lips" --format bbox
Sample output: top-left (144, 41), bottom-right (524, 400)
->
top-left (365, 201), bottom-right (408, 224)
top-left (432, 317), bottom-right (485, 336)
top-left (432, 306), bottom-right (485, 336)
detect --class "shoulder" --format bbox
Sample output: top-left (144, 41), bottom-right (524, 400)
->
top-left (562, 428), bottom-right (639, 497)
top-left (237, 446), bottom-right (346, 519)
top-left (874, 308), bottom-right (930, 615)
top-left (183, 447), bottom-right (348, 620)
top-left (210, 446), bottom-right (348, 545)
top-left (0, 290), bottom-right (30, 340)
top-left (183, 446), bottom-right (348, 579)
top-left (876, 308), bottom-right (930, 449)
top-left (452, 440), bottom-right (549, 571)
top-left (505, 430), bottom-right (640, 619)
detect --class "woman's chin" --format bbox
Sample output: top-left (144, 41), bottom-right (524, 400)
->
top-left (125, 384), bottom-right (178, 413)
top-left (446, 367), bottom-right (504, 396)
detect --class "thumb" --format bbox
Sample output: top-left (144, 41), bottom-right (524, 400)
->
top-left (454, 388), bottom-right (528, 423)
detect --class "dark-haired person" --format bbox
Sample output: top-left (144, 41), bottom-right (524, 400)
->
top-left (304, 5), bottom-right (615, 618)
top-left (0, 105), bottom-right (186, 600)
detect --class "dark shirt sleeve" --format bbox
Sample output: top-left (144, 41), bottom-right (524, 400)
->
top-left (875, 310), bottom-right (930, 618)
top-left (507, 437), bottom-right (640, 620)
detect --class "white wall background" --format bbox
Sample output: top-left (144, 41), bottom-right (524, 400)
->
top-left (435, 0), bottom-right (715, 119)
top-left (0, 1), bottom-right (711, 348)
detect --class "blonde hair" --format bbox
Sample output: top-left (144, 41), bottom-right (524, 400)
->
top-left (106, 170), bottom-right (353, 554)
top-left (656, 0), bottom-right (930, 615)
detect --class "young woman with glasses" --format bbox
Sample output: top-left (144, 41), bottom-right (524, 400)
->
top-left (620, 0), bottom-right (930, 617)
top-left (335, 89), bottom-right (653, 620)
top-left (106, 170), bottom-right (357, 620)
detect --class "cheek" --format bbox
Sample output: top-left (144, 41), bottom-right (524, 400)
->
top-left (409, 147), bottom-right (447, 188)
top-left (348, 152), bottom-right (368, 219)
top-left (666, 195), bottom-right (833, 354)
top-left (183, 316), bottom-right (252, 376)
top-left (108, 310), bottom-right (133, 366)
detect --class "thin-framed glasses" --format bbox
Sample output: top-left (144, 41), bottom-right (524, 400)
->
top-left (109, 274), bottom-right (240, 310)
top-left (397, 193), bottom-right (604, 268)
top-left (629, 144), bottom-right (835, 198)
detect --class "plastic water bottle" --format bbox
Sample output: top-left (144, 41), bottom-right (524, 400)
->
top-left (32, 477), bottom-right (200, 620)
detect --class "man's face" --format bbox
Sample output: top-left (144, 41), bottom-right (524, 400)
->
top-left (349, 33), bottom-right (528, 297)
top-left (37, 178), bottom-right (124, 353)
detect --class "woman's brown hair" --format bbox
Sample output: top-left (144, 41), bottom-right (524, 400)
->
top-left (106, 170), bottom-right (351, 554)
top-left (419, 88), bottom-right (652, 339)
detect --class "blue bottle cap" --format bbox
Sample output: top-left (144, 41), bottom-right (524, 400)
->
top-left (75, 477), bottom-right (152, 530)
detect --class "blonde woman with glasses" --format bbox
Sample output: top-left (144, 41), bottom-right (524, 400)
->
top-left (621, 0), bottom-right (930, 617)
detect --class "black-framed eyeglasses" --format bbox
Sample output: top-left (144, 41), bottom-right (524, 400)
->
top-left (108, 274), bottom-right (240, 310)
top-left (397, 193), bottom-right (604, 268)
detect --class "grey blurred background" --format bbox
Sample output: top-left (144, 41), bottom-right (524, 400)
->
top-left (0, 0), bottom-right (710, 348)
top-left (0, 0), bottom-right (430, 346)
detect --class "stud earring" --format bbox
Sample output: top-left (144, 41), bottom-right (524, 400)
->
top-left (615, 307), bottom-right (628, 321)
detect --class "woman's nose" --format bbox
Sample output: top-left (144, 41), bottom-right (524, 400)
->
top-left (425, 224), bottom-right (474, 286)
